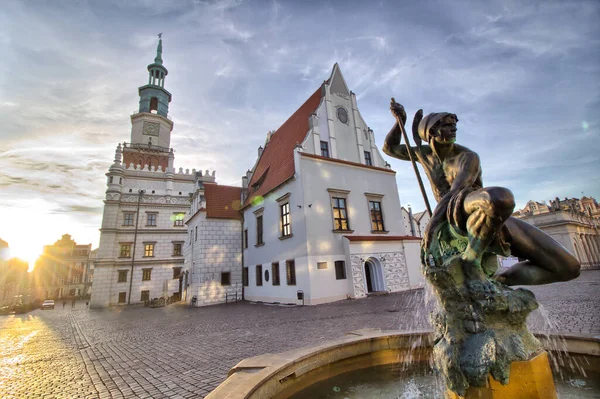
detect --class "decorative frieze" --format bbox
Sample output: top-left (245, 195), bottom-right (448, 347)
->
top-left (350, 251), bottom-right (410, 298)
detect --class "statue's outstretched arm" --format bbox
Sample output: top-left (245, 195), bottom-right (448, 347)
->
top-left (382, 123), bottom-right (418, 162)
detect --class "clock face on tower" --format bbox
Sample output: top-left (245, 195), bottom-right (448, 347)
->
top-left (142, 121), bottom-right (160, 137)
top-left (337, 107), bottom-right (348, 124)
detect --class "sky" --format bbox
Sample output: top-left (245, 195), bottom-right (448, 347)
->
top-left (0, 0), bottom-right (598, 266)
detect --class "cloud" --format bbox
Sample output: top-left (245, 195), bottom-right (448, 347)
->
top-left (0, 0), bottom-right (598, 248)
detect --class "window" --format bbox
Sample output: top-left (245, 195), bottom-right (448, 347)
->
top-left (256, 215), bottom-right (264, 245)
top-left (272, 262), bottom-right (280, 286)
top-left (118, 292), bottom-right (127, 304)
top-left (141, 290), bottom-right (150, 302)
top-left (73, 276), bottom-right (80, 284)
top-left (144, 243), bottom-right (155, 257)
top-left (332, 197), bottom-right (350, 231)
top-left (119, 244), bottom-right (131, 258)
top-left (320, 141), bottom-right (329, 157)
top-left (317, 262), bottom-right (328, 270)
top-left (173, 243), bottom-right (182, 256)
top-left (58, 277), bottom-right (65, 285)
top-left (280, 203), bottom-right (291, 237)
top-left (256, 265), bottom-right (263, 286)
top-left (173, 213), bottom-right (185, 226)
top-left (243, 267), bottom-right (249, 286)
top-left (118, 270), bottom-right (128, 283)
top-left (195, 226), bottom-right (198, 241)
top-left (173, 267), bottom-right (182, 279)
top-left (142, 269), bottom-right (152, 281)
top-left (364, 151), bottom-right (372, 166)
top-left (286, 260), bottom-right (296, 286)
top-left (221, 272), bottom-right (231, 286)
top-left (124, 212), bottom-right (134, 226)
top-left (88, 276), bottom-right (93, 283)
top-left (335, 261), bottom-right (347, 280)
top-left (369, 201), bottom-right (385, 232)
top-left (146, 213), bottom-right (157, 226)
top-left (244, 229), bottom-right (248, 249)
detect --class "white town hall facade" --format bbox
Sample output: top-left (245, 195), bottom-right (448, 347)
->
top-left (91, 40), bottom-right (424, 308)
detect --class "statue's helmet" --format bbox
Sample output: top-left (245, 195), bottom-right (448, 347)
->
top-left (418, 112), bottom-right (456, 142)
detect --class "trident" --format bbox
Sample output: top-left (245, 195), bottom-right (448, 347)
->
top-left (389, 98), bottom-right (432, 217)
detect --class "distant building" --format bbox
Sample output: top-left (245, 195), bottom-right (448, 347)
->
top-left (401, 207), bottom-right (430, 238)
top-left (0, 240), bottom-right (30, 306)
top-left (514, 196), bottom-right (600, 270)
top-left (33, 234), bottom-right (93, 299)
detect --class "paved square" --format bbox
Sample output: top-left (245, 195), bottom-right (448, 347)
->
top-left (1, 270), bottom-right (598, 399)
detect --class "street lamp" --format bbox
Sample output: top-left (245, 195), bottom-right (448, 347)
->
top-left (128, 189), bottom-right (145, 304)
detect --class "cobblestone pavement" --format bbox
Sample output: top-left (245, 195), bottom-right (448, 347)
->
top-left (1, 270), bottom-right (598, 398)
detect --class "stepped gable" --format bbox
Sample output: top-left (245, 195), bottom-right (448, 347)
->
top-left (204, 183), bottom-right (242, 220)
top-left (244, 86), bottom-right (323, 206)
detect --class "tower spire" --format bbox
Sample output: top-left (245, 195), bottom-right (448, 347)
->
top-left (155, 33), bottom-right (163, 65)
top-left (137, 34), bottom-right (171, 117)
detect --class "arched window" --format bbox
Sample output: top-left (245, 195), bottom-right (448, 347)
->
top-left (149, 97), bottom-right (158, 113)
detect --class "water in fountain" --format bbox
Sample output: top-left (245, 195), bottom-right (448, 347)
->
top-left (290, 287), bottom-right (599, 398)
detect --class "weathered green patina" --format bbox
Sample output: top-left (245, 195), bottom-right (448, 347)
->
top-left (382, 99), bottom-right (581, 396)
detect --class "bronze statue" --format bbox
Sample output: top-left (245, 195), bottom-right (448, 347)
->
top-left (383, 99), bottom-right (581, 395)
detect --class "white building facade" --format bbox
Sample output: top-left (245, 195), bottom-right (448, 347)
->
top-left (241, 65), bottom-right (423, 306)
top-left (184, 179), bottom-right (243, 306)
top-left (92, 39), bottom-right (217, 307)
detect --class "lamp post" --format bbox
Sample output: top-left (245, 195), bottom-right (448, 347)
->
top-left (128, 189), bottom-right (145, 304)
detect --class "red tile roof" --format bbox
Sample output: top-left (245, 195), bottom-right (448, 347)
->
top-left (244, 87), bottom-right (324, 207)
top-left (344, 235), bottom-right (422, 242)
top-left (205, 183), bottom-right (242, 220)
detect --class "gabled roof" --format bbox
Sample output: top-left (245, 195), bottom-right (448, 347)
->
top-left (413, 211), bottom-right (427, 222)
top-left (205, 183), bottom-right (242, 220)
top-left (244, 86), bottom-right (324, 206)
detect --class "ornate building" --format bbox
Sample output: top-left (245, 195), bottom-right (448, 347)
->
top-left (32, 234), bottom-right (93, 300)
top-left (514, 197), bottom-right (600, 270)
top-left (91, 39), bottom-right (241, 307)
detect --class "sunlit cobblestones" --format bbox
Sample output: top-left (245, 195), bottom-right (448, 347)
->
top-left (1, 270), bottom-right (597, 398)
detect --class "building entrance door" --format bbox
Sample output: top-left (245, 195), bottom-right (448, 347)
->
top-left (364, 259), bottom-right (385, 293)
top-left (364, 263), bottom-right (373, 293)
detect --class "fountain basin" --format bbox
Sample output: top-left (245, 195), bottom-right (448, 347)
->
top-left (207, 329), bottom-right (599, 399)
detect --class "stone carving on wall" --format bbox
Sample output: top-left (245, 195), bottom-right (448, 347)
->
top-left (350, 251), bottom-right (409, 298)
top-left (121, 195), bottom-right (190, 205)
top-left (350, 255), bottom-right (366, 298)
top-left (379, 251), bottom-right (410, 292)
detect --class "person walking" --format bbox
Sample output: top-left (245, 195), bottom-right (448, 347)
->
top-left (62, 300), bottom-right (66, 309)
top-left (71, 297), bottom-right (76, 308)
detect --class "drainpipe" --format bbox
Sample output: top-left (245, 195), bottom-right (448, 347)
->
top-left (128, 189), bottom-right (145, 304)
